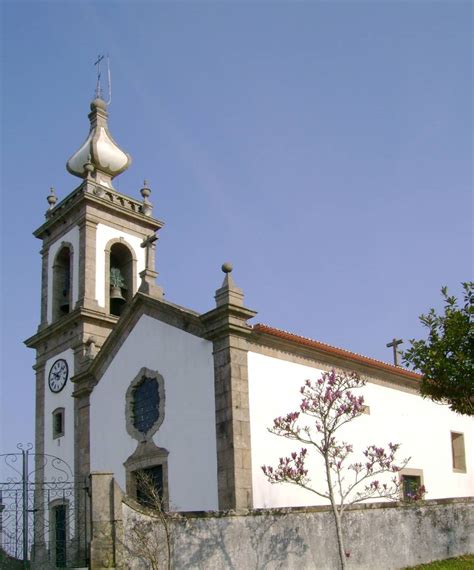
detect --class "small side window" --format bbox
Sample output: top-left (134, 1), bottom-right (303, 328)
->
top-left (451, 432), bottom-right (466, 472)
top-left (135, 465), bottom-right (164, 508)
top-left (402, 475), bottom-right (421, 500)
top-left (53, 408), bottom-right (65, 439)
top-left (400, 468), bottom-right (425, 501)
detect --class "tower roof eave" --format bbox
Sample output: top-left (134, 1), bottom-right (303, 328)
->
top-left (34, 182), bottom-right (164, 240)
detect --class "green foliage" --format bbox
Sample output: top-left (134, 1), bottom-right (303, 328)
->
top-left (110, 266), bottom-right (126, 289)
top-left (403, 282), bottom-right (474, 416)
top-left (404, 554), bottom-right (474, 569)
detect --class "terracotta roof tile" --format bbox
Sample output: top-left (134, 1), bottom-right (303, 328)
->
top-left (252, 323), bottom-right (421, 381)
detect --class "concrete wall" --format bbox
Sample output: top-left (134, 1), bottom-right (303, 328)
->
top-left (116, 490), bottom-right (473, 570)
top-left (248, 352), bottom-right (474, 508)
top-left (89, 314), bottom-right (218, 511)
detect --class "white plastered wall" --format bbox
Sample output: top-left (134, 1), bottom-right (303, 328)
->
top-left (89, 314), bottom-right (218, 511)
top-left (248, 351), bottom-right (474, 508)
top-left (43, 349), bottom-right (75, 480)
top-left (95, 223), bottom-right (145, 307)
top-left (47, 226), bottom-right (80, 323)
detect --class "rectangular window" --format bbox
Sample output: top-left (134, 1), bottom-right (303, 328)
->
top-left (53, 408), bottom-right (65, 439)
top-left (135, 465), bottom-right (164, 508)
top-left (451, 432), bottom-right (466, 472)
top-left (402, 475), bottom-right (421, 500)
top-left (400, 468), bottom-right (424, 501)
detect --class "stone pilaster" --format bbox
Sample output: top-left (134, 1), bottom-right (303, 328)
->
top-left (34, 364), bottom-right (45, 473)
top-left (77, 219), bottom-right (100, 311)
top-left (39, 247), bottom-right (49, 328)
top-left (201, 265), bottom-right (256, 511)
top-left (32, 365), bottom-right (48, 565)
top-left (89, 472), bottom-right (123, 569)
top-left (74, 386), bottom-right (91, 484)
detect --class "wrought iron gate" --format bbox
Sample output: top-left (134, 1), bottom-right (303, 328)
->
top-left (0, 444), bottom-right (89, 569)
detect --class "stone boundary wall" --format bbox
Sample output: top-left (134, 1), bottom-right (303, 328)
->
top-left (89, 474), bottom-right (473, 569)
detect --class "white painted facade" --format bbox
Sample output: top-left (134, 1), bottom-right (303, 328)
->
top-left (95, 223), bottom-right (145, 307)
top-left (247, 351), bottom-right (474, 508)
top-left (46, 226), bottom-right (80, 323)
top-left (90, 314), bottom-right (218, 511)
top-left (43, 348), bottom-right (75, 481)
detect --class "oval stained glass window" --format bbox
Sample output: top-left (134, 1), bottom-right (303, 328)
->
top-left (132, 377), bottom-right (160, 434)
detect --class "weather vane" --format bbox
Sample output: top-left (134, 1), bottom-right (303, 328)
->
top-left (94, 54), bottom-right (112, 104)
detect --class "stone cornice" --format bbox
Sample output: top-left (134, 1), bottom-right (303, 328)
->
top-left (25, 307), bottom-right (118, 349)
top-left (201, 304), bottom-right (257, 341)
top-left (250, 325), bottom-right (421, 392)
top-left (35, 181), bottom-right (163, 240)
top-left (72, 376), bottom-right (94, 398)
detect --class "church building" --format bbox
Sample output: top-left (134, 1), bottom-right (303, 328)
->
top-left (26, 95), bottom-right (473, 519)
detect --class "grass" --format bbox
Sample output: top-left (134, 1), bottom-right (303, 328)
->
top-left (405, 554), bottom-right (474, 569)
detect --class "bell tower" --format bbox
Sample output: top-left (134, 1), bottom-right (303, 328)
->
top-left (26, 96), bottom-right (164, 502)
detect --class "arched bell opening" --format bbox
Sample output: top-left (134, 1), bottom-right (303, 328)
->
top-left (52, 246), bottom-right (72, 321)
top-left (108, 242), bottom-right (134, 316)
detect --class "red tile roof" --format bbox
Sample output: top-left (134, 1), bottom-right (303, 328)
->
top-left (252, 324), bottom-right (421, 381)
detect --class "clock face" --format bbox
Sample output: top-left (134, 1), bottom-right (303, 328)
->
top-left (48, 359), bottom-right (69, 393)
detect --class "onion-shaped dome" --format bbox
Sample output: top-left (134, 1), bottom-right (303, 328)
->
top-left (66, 98), bottom-right (131, 188)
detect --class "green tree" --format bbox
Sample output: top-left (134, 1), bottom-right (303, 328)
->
top-left (403, 282), bottom-right (474, 416)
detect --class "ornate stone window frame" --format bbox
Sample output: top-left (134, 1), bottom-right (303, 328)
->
top-left (124, 441), bottom-right (169, 510)
top-left (125, 367), bottom-right (165, 443)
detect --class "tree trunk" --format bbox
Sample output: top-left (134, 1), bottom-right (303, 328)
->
top-left (325, 457), bottom-right (346, 569)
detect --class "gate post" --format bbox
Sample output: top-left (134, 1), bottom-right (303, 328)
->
top-left (89, 472), bottom-right (122, 569)
top-left (22, 448), bottom-right (29, 568)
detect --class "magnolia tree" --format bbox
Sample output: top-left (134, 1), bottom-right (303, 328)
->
top-left (262, 370), bottom-right (415, 570)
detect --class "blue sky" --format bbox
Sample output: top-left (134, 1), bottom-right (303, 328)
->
top-left (1, 1), bottom-right (472, 456)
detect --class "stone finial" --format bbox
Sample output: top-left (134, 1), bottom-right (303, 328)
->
top-left (215, 262), bottom-right (244, 307)
top-left (140, 180), bottom-right (153, 216)
top-left (47, 187), bottom-right (57, 210)
top-left (140, 179), bottom-right (151, 199)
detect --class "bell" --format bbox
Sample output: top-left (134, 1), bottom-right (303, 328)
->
top-left (110, 286), bottom-right (126, 316)
top-left (60, 290), bottom-right (70, 314)
top-left (110, 285), bottom-right (126, 302)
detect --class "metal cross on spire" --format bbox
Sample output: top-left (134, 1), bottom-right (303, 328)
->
top-left (94, 55), bottom-right (112, 103)
top-left (386, 338), bottom-right (403, 366)
top-left (94, 55), bottom-right (105, 99)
